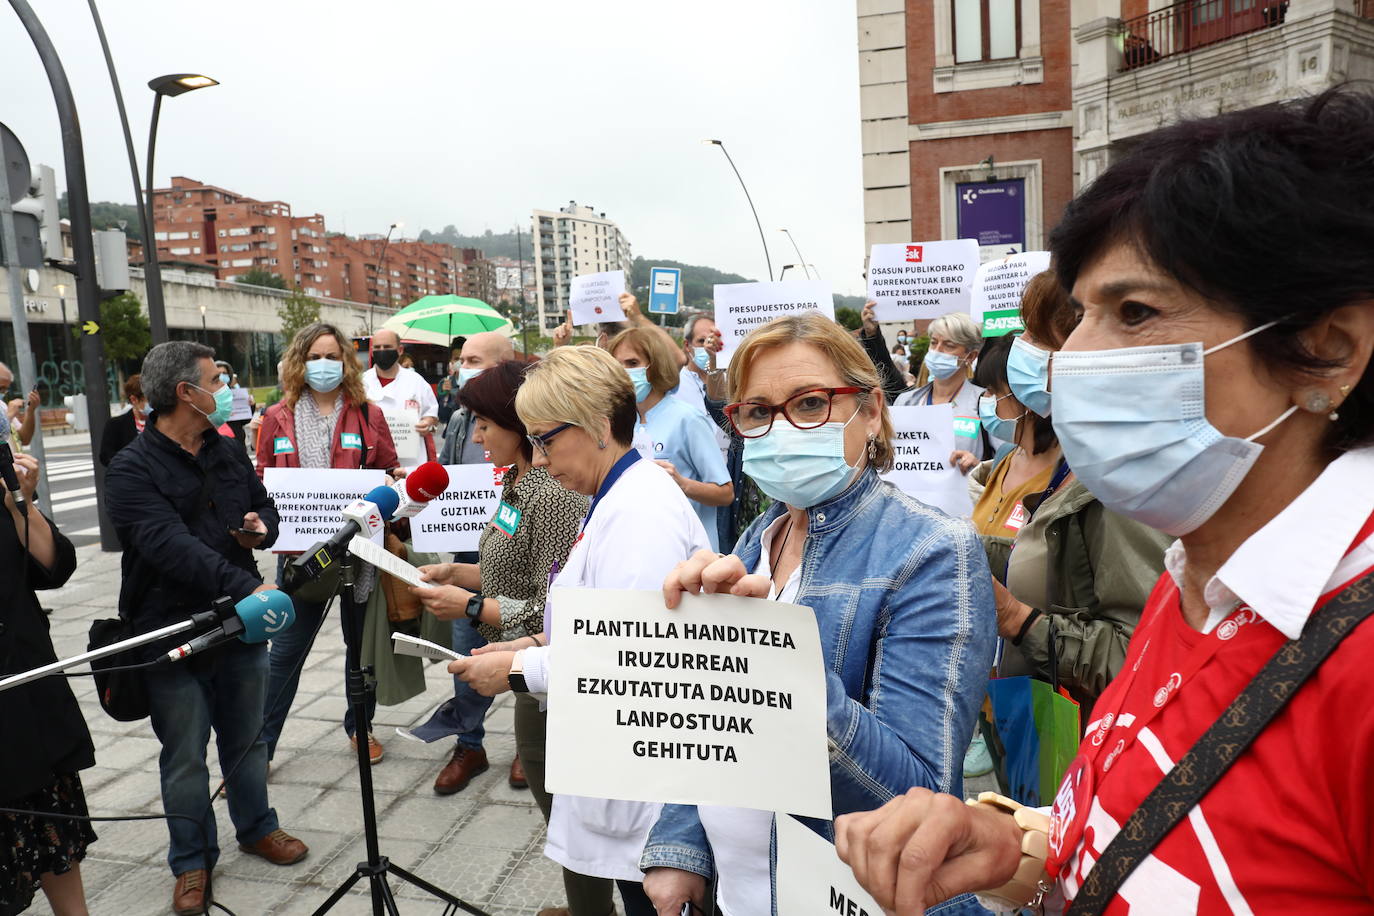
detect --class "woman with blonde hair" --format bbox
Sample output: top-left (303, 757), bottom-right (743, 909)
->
top-left (609, 325), bottom-right (733, 551)
top-left (445, 345), bottom-right (711, 916)
top-left (256, 321), bottom-right (399, 764)
top-left (640, 313), bottom-right (996, 916)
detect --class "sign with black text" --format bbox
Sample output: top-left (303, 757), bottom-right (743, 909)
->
top-left (971, 250), bottom-right (1052, 337)
top-left (713, 280), bottom-right (835, 364)
top-left (546, 588), bottom-right (831, 818)
top-left (867, 240), bottom-right (979, 322)
top-left (774, 815), bottom-right (884, 915)
top-left (569, 270), bottom-right (627, 325)
top-left (880, 404), bottom-right (971, 518)
top-left (409, 463), bottom-right (505, 553)
top-left (264, 468), bottom-right (388, 552)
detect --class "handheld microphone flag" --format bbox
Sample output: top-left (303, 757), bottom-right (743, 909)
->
top-left (391, 462), bottom-right (450, 519)
top-left (163, 590), bottom-right (296, 662)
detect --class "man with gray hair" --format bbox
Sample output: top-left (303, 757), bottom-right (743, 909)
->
top-left (106, 341), bottom-right (308, 915)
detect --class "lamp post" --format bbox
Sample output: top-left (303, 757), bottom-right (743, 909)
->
top-left (778, 228), bottom-right (812, 279)
top-left (703, 139), bottom-right (773, 282)
top-left (368, 221), bottom-right (401, 334)
top-left (144, 73), bottom-right (218, 344)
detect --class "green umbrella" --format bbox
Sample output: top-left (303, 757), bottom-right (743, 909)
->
top-left (379, 295), bottom-right (513, 345)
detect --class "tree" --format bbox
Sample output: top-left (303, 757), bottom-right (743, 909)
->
top-left (236, 268), bottom-right (288, 290)
top-left (99, 292), bottom-right (153, 364)
top-left (60, 193), bottom-right (143, 241)
top-left (834, 307), bottom-right (863, 332)
top-left (277, 289), bottom-right (321, 345)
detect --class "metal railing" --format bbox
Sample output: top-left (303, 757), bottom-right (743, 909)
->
top-left (1120, 0), bottom-right (1288, 70)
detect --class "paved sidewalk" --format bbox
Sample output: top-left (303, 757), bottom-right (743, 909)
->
top-left (29, 545), bottom-right (568, 916)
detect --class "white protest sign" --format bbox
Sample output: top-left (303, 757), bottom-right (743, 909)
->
top-left (774, 815), bottom-right (884, 916)
top-left (713, 280), bottom-right (835, 365)
top-left (971, 250), bottom-right (1052, 337)
top-left (228, 387), bottom-right (253, 422)
top-left (409, 463), bottom-right (505, 553)
top-left (546, 588), bottom-right (832, 819)
top-left (867, 240), bottom-right (979, 322)
top-left (264, 468), bottom-right (388, 552)
top-left (569, 270), bottom-right (627, 326)
top-left (382, 407), bottom-right (421, 462)
top-left (881, 404), bottom-right (971, 518)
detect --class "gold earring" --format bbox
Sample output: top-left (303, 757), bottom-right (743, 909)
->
top-left (1340, 384), bottom-right (1352, 396)
top-left (867, 434), bottom-right (877, 462)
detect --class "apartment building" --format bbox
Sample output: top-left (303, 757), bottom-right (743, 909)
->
top-left (530, 201), bottom-right (633, 330)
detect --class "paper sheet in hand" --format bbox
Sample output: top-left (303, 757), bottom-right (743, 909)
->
top-left (713, 280), bottom-right (834, 365)
top-left (867, 240), bottom-right (979, 322)
top-left (347, 535), bottom-right (431, 588)
top-left (881, 404), bottom-right (972, 518)
top-left (774, 815), bottom-right (884, 915)
top-left (265, 468), bottom-right (387, 552)
top-left (382, 407), bottom-right (422, 462)
top-left (569, 270), bottom-right (627, 325)
top-left (391, 632), bottom-right (466, 662)
top-left (545, 588), bottom-right (832, 819)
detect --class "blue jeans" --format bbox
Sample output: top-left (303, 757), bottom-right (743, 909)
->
top-left (450, 616), bottom-right (491, 749)
top-left (145, 643), bottom-right (278, 876)
top-left (262, 556), bottom-right (376, 760)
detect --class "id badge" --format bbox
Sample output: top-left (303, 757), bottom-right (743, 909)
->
top-left (493, 500), bottom-right (521, 538)
top-left (340, 431), bottom-right (363, 450)
top-left (272, 436), bottom-right (295, 455)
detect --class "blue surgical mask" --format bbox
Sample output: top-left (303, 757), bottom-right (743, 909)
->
top-left (458, 367), bottom-right (484, 388)
top-left (626, 366), bottom-right (652, 403)
top-left (304, 358), bottom-right (343, 393)
top-left (1007, 336), bottom-right (1052, 417)
top-left (693, 348), bottom-right (711, 371)
top-left (978, 393), bottom-right (1024, 443)
top-left (742, 408), bottom-right (862, 508)
top-left (1050, 321), bottom-right (1295, 536)
top-left (923, 349), bottom-right (963, 380)
top-left (219, 373), bottom-right (231, 386)
top-left (191, 384), bottom-right (234, 427)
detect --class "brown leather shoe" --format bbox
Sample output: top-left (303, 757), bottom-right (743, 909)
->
top-left (172, 869), bottom-right (207, 916)
top-left (509, 752), bottom-right (528, 789)
top-left (350, 732), bottom-right (384, 765)
top-left (433, 746), bottom-right (488, 795)
top-left (238, 828), bottom-right (309, 866)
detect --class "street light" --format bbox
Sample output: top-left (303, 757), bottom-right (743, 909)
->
top-left (199, 303), bottom-right (206, 338)
top-left (368, 221), bottom-right (402, 334)
top-left (778, 229), bottom-right (812, 279)
top-left (145, 73), bottom-right (219, 343)
top-left (55, 281), bottom-right (68, 343)
top-left (703, 139), bottom-right (773, 282)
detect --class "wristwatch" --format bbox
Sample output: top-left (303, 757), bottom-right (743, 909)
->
top-left (465, 592), bottom-right (485, 627)
top-left (508, 649), bottom-right (529, 693)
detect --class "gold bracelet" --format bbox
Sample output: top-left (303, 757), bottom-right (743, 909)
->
top-left (967, 792), bottom-right (1053, 912)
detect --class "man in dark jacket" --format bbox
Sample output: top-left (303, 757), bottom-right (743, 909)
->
top-left (106, 341), bottom-right (308, 916)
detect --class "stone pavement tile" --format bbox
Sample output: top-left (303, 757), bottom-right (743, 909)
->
top-left (198, 873), bottom-right (300, 914)
top-left (21, 856), bottom-right (140, 916)
top-left (79, 861), bottom-right (170, 913)
top-left (297, 663), bottom-right (350, 695)
top-left (482, 701), bottom-right (515, 735)
top-left (91, 812), bottom-right (182, 866)
top-left (376, 794), bottom-right (475, 842)
top-left (296, 693), bottom-right (351, 723)
top-left (480, 774), bottom-right (538, 808)
top-left (273, 715), bottom-right (340, 751)
top-left (267, 785), bottom-right (328, 827)
top-left (489, 846), bottom-right (567, 912)
top-left (394, 840), bottom-right (516, 907)
top-left (305, 835), bottom-right (435, 897)
top-left (336, 756), bottom-right (435, 795)
top-left (86, 767), bottom-right (164, 816)
top-left (213, 826), bottom-right (349, 884)
top-left (294, 787), bottom-right (400, 834)
top-left (270, 749), bottom-right (360, 791)
top-left (446, 802), bottom-right (544, 852)
top-left (90, 734), bottom-right (163, 770)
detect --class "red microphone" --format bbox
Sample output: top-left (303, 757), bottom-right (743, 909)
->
top-left (392, 462), bottom-right (450, 518)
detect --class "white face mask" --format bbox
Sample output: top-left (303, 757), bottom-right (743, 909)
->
top-left (1050, 321), bottom-right (1296, 535)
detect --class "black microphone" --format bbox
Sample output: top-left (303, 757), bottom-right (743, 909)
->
top-left (0, 442), bottom-right (27, 517)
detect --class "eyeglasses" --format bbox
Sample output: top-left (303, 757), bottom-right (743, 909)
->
top-left (526, 422), bottom-right (574, 457)
top-left (724, 387), bottom-right (863, 438)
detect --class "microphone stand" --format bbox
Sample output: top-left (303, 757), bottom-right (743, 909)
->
top-left (312, 546), bottom-right (486, 916)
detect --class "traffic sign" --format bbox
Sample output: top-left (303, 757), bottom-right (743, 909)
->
top-left (647, 267), bottom-right (681, 315)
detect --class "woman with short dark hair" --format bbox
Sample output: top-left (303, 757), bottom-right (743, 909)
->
top-left (838, 88), bottom-right (1374, 915)
top-left (98, 373), bottom-right (148, 467)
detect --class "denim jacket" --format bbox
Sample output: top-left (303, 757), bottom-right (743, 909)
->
top-left (640, 467), bottom-right (996, 914)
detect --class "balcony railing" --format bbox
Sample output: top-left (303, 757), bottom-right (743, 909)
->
top-left (1120, 0), bottom-right (1288, 70)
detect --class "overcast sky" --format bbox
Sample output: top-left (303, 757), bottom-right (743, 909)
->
top-left (2, 0), bottom-right (867, 294)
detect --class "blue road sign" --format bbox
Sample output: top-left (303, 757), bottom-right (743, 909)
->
top-left (647, 267), bottom-right (681, 315)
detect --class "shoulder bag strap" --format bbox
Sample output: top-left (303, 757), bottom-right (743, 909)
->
top-left (1068, 568), bottom-right (1374, 915)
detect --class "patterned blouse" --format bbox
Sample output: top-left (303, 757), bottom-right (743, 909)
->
top-left (293, 393), bottom-right (342, 469)
top-left (475, 465), bottom-right (588, 641)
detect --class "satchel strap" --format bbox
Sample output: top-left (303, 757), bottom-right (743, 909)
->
top-left (1068, 568), bottom-right (1374, 914)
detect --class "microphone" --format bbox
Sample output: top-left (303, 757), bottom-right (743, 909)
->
top-left (0, 442), bottom-right (28, 517)
top-left (162, 590), bottom-right (296, 662)
top-left (282, 485), bottom-right (400, 594)
top-left (390, 462), bottom-right (450, 519)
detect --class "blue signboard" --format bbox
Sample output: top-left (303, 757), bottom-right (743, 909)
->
top-left (648, 267), bottom-right (681, 315)
top-left (956, 179), bottom-right (1026, 260)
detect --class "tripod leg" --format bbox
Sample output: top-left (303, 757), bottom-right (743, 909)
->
top-left (311, 870), bottom-right (363, 914)
top-left (388, 863), bottom-right (488, 914)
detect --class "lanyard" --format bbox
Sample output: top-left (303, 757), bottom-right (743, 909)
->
top-left (583, 449), bottom-right (640, 532)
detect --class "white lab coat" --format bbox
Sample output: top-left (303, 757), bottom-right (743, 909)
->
top-left (362, 366), bottom-right (439, 419)
top-left (520, 457), bottom-right (711, 882)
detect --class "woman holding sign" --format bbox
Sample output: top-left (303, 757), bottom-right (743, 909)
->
top-left (609, 326), bottom-right (734, 551)
top-left (836, 88), bottom-right (1374, 916)
top-left (446, 345), bottom-right (712, 916)
top-left (256, 322), bottom-right (400, 765)
top-left (641, 313), bottom-right (997, 916)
